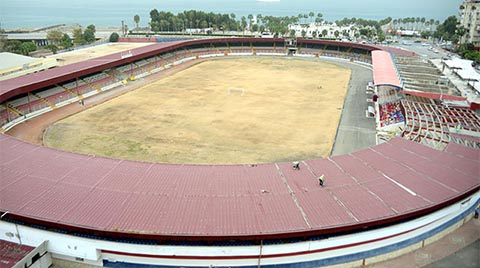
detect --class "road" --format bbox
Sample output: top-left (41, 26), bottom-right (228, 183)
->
top-left (326, 59), bottom-right (377, 156)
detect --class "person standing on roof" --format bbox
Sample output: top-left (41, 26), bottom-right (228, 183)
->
top-left (318, 174), bottom-right (325, 186)
top-left (292, 161), bottom-right (300, 170)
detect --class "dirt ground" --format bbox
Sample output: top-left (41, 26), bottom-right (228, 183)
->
top-left (42, 57), bottom-right (350, 164)
top-left (48, 42), bottom-right (154, 65)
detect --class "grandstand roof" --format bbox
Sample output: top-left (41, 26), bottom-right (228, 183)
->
top-left (0, 38), bottom-right (380, 103)
top-left (372, 50), bottom-right (402, 88)
top-left (0, 133), bottom-right (477, 240)
top-left (0, 41), bottom-right (186, 103)
top-left (0, 239), bottom-right (34, 268)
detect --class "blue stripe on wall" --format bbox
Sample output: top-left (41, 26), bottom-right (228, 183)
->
top-left (104, 197), bottom-right (479, 268)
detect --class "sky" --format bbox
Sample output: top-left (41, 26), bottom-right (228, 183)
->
top-left (0, 0), bottom-right (464, 29)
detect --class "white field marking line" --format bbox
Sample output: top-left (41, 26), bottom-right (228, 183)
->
top-left (227, 87), bottom-right (245, 96)
top-left (382, 174), bottom-right (417, 196)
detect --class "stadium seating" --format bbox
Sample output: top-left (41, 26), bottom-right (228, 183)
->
top-left (379, 101), bottom-right (405, 127)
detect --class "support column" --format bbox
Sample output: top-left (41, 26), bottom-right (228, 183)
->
top-left (76, 78), bottom-right (80, 96)
top-left (6, 103), bottom-right (10, 122)
top-left (27, 92), bottom-right (32, 113)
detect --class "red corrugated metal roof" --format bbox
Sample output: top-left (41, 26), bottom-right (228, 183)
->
top-left (0, 240), bottom-right (34, 268)
top-left (1, 134), bottom-right (478, 239)
top-left (0, 41), bottom-right (183, 102)
top-left (446, 141), bottom-right (480, 158)
top-left (372, 50), bottom-right (402, 88)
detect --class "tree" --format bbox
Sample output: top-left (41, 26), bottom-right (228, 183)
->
top-left (83, 27), bottom-right (96, 43)
top-left (301, 29), bottom-right (307, 38)
top-left (289, 29), bottom-right (296, 38)
top-left (134, 14), bottom-right (140, 29)
top-left (257, 14), bottom-right (263, 24)
top-left (46, 30), bottom-right (63, 44)
top-left (309, 12), bottom-right (314, 23)
top-left (312, 30), bottom-right (317, 38)
top-left (86, 24), bottom-right (96, 33)
top-left (436, 16), bottom-right (459, 42)
top-left (248, 14), bottom-right (253, 28)
top-left (109, 32), bottom-right (120, 42)
top-left (322, 29), bottom-right (328, 37)
top-left (334, 30), bottom-right (340, 38)
top-left (72, 28), bottom-right (84, 45)
top-left (241, 16), bottom-right (247, 35)
top-left (4, 40), bottom-right (23, 54)
top-left (20, 42), bottom-right (36, 55)
top-left (45, 44), bottom-right (58, 54)
top-left (60, 33), bottom-right (72, 48)
top-left (315, 13), bottom-right (323, 23)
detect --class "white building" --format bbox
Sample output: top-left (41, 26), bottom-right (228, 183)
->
top-left (288, 23), bottom-right (357, 40)
top-left (459, 0), bottom-right (480, 47)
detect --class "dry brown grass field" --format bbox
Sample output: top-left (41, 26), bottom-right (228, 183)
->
top-left (44, 57), bottom-right (351, 164)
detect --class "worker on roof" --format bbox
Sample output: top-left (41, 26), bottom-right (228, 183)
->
top-left (318, 174), bottom-right (325, 186)
top-left (292, 161), bottom-right (300, 170)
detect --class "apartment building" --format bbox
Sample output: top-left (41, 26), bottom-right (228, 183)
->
top-left (460, 0), bottom-right (480, 47)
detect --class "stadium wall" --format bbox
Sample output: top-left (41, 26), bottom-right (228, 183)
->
top-left (0, 192), bottom-right (478, 268)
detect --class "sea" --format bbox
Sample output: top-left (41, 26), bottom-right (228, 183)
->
top-left (0, 0), bottom-right (463, 30)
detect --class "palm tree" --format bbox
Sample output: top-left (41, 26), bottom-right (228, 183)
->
top-left (309, 12), bottom-right (314, 23)
top-left (304, 14), bottom-right (308, 24)
top-left (241, 16), bottom-right (247, 35)
top-left (334, 30), bottom-right (340, 39)
top-left (290, 29), bottom-right (296, 38)
top-left (298, 13), bottom-right (303, 24)
top-left (248, 14), bottom-right (253, 29)
top-left (257, 14), bottom-right (263, 25)
top-left (134, 15), bottom-right (140, 30)
top-left (322, 29), bottom-right (328, 37)
top-left (425, 21), bottom-right (430, 32)
top-left (350, 26), bottom-right (357, 37)
top-left (316, 13), bottom-right (323, 24)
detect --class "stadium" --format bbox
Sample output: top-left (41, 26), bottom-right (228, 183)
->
top-left (0, 38), bottom-right (479, 268)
